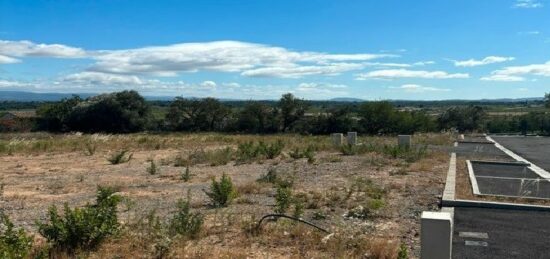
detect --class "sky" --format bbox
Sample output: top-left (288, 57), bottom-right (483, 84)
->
top-left (0, 0), bottom-right (549, 100)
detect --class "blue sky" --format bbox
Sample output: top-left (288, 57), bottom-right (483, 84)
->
top-left (0, 0), bottom-right (549, 100)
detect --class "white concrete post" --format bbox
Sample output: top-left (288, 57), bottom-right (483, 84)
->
top-left (347, 132), bottom-right (357, 145)
top-left (459, 134), bottom-right (465, 140)
top-left (398, 135), bottom-right (411, 148)
top-left (421, 211), bottom-right (453, 259)
top-left (331, 133), bottom-right (344, 146)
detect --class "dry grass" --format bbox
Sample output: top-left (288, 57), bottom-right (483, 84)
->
top-left (0, 132), bottom-right (451, 258)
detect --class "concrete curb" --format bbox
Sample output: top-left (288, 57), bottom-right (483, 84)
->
top-left (469, 160), bottom-right (530, 167)
top-left (443, 153), bottom-right (457, 201)
top-left (457, 140), bottom-right (494, 144)
top-left (442, 199), bottom-right (550, 212)
top-left (466, 160), bottom-right (481, 195)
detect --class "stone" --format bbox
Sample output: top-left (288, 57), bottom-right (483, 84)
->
top-left (421, 211), bottom-right (453, 259)
top-left (398, 135), bottom-right (411, 148)
top-left (347, 132), bottom-right (357, 145)
top-left (331, 133), bottom-right (344, 146)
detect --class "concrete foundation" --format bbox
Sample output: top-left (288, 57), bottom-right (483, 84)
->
top-left (347, 132), bottom-right (357, 145)
top-left (421, 211), bottom-right (453, 259)
top-left (331, 133), bottom-right (344, 146)
top-left (398, 135), bottom-right (411, 148)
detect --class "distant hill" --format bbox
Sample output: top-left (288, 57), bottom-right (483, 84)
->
top-left (0, 91), bottom-right (95, 101)
top-left (329, 97), bottom-right (365, 102)
top-left (0, 90), bottom-right (544, 103)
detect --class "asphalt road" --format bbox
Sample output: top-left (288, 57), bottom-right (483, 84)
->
top-left (453, 207), bottom-right (550, 259)
top-left (491, 136), bottom-right (550, 172)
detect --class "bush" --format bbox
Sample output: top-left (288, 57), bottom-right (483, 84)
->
top-left (274, 186), bottom-right (292, 214)
top-left (264, 140), bottom-right (284, 159)
top-left (37, 186), bottom-right (121, 252)
top-left (397, 243), bottom-right (409, 259)
top-left (147, 159), bottom-right (157, 175)
top-left (257, 167), bottom-right (278, 184)
top-left (169, 199), bottom-right (204, 239)
top-left (382, 145), bottom-right (428, 163)
top-left (181, 166), bottom-right (191, 182)
top-left (205, 174), bottom-right (238, 207)
top-left (0, 213), bottom-right (33, 259)
top-left (107, 150), bottom-right (133, 165)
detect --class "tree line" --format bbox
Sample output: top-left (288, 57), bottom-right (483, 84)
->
top-left (21, 90), bottom-right (550, 135)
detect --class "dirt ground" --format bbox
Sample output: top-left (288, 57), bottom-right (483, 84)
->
top-left (0, 133), bottom-right (450, 258)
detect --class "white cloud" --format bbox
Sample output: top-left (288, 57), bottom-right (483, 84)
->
top-left (412, 61), bottom-right (436, 66)
top-left (89, 41), bottom-right (392, 78)
top-left (0, 40), bottom-right (86, 58)
top-left (63, 72), bottom-right (146, 85)
top-left (483, 61), bottom-right (550, 81)
top-left (355, 69), bottom-right (469, 80)
top-left (0, 79), bottom-right (30, 88)
top-left (453, 56), bottom-right (515, 67)
top-left (518, 31), bottom-right (541, 35)
top-left (241, 63), bottom-right (365, 78)
top-left (480, 74), bottom-right (525, 82)
top-left (0, 55), bottom-right (20, 64)
top-left (390, 84), bottom-right (450, 93)
top-left (513, 0), bottom-right (543, 8)
top-left (200, 80), bottom-right (217, 88)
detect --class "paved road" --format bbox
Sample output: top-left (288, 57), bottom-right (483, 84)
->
top-left (491, 136), bottom-right (550, 172)
top-left (453, 207), bottom-right (550, 259)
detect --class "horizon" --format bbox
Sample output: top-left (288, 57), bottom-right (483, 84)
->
top-left (1, 0), bottom-right (550, 100)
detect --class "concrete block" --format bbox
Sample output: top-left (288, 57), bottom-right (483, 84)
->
top-left (459, 134), bottom-right (465, 140)
top-left (331, 133), bottom-right (344, 146)
top-left (421, 211), bottom-right (453, 259)
top-left (398, 135), bottom-right (411, 148)
top-left (347, 132), bottom-right (357, 145)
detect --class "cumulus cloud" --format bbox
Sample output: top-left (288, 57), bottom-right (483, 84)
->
top-left (0, 55), bottom-right (20, 64)
top-left (390, 84), bottom-right (450, 93)
top-left (62, 72), bottom-right (146, 85)
top-left (88, 41), bottom-right (392, 78)
top-left (355, 69), bottom-right (469, 80)
top-left (481, 61), bottom-right (550, 82)
top-left (480, 74), bottom-right (525, 82)
top-left (513, 0), bottom-right (543, 8)
top-left (0, 79), bottom-right (30, 88)
top-left (453, 56), bottom-right (515, 67)
top-left (200, 80), bottom-right (217, 88)
top-left (0, 40), bottom-right (86, 58)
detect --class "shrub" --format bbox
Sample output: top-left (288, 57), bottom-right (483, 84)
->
top-left (257, 167), bottom-right (278, 184)
top-left (0, 213), bottom-right (33, 259)
top-left (265, 140), bottom-right (284, 159)
top-left (181, 166), bottom-right (191, 182)
top-left (37, 186), bottom-right (121, 252)
top-left (205, 174), bottom-right (238, 207)
top-left (288, 148), bottom-right (304, 159)
top-left (107, 150), bottom-right (133, 164)
top-left (147, 159), bottom-right (157, 175)
top-left (84, 141), bottom-right (97, 156)
top-left (340, 144), bottom-right (357, 156)
top-left (207, 147), bottom-right (233, 166)
top-left (397, 243), bottom-right (409, 259)
top-left (292, 199), bottom-right (304, 218)
top-left (274, 186), bottom-right (292, 214)
top-left (168, 199), bottom-right (204, 239)
top-left (382, 145), bottom-right (428, 163)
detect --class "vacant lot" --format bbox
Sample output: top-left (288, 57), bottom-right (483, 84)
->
top-left (0, 133), bottom-right (451, 258)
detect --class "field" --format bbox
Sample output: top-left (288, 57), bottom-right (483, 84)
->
top-left (0, 133), bottom-right (451, 258)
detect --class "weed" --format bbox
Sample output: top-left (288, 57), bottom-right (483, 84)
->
top-left (288, 148), bottom-right (303, 159)
top-left (274, 185), bottom-right (292, 214)
top-left (0, 213), bottom-right (33, 259)
top-left (382, 145), bottom-right (428, 163)
top-left (397, 243), bottom-right (409, 259)
top-left (257, 167), bottom-right (278, 184)
top-left (169, 197), bottom-right (204, 239)
top-left (147, 159), bottom-right (158, 175)
top-left (265, 140), bottom-right (285, 159)
top-left (292, 199), bottom-right (304, 218)
top-left (37, 186), bottom-right (121, 253)
top-left (205, 173), bottom-right (238, 207)
top-left (107, 150), bottom-right (133, 165)
top-left (312, 211), bottom-right (327, 220)
top-left (84, 141), bottom-right (97, 156)
top-left (181, 166), bottom-right (191, 182)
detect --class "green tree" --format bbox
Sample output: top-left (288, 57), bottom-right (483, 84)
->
top-left (236, 101), bottom-right (278, 133)
top-left (166, 97), bottom-right (230, 131)
top-left (545, 93), bottom-right (550, 108)
top-left (278, 93), bottom-right (307, 132)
